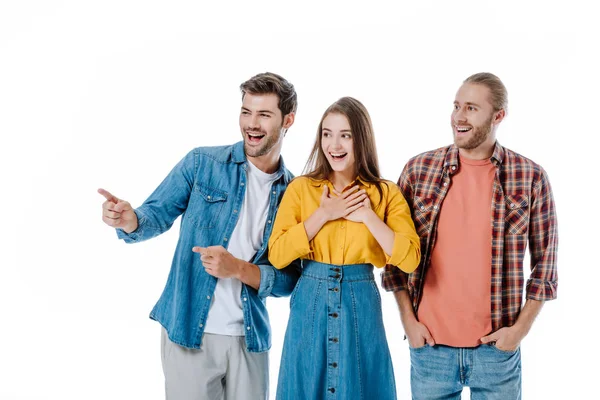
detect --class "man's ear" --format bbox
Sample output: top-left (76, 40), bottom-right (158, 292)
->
top-left (283, 112), bottom-right (295, 130)
top-left (493, 109), bottom-right (506, 126)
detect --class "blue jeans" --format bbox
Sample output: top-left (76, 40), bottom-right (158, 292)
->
top-left (410, 344), bottom-right (521, 400)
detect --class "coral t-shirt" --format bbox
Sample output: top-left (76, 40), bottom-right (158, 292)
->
top-left (417, 155), bottom-right (495, 347)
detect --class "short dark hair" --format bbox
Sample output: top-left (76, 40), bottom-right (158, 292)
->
top-left (240, 72), bottom-right (298, 116)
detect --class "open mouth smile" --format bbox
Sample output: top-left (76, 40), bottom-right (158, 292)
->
top-left (246, 131), bottom-right (266, 143)
top-left (329, 152), bottom-right (348, 161)
top-left (455, 125), bottom-right (472, 135)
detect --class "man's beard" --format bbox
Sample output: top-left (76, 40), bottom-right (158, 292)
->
top-left (454, 114), bottom-right (493, 150)
top-left (244, 129), bottom-right (281, 157)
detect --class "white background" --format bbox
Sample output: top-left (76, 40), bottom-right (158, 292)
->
top-left (1, 1), bottom-right (597, 399)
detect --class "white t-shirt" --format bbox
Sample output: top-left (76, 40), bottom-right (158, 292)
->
top-left (203, 160), bottom-right (278, 336)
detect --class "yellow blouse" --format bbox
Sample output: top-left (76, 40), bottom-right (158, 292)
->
top-left (268, 176), bottom-right (421, 270)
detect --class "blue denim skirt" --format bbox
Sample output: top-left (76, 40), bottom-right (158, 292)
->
top-left (276, 260), bottom-right (397, 399)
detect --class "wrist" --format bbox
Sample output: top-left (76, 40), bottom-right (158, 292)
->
top-left (231, 258), bottom-right (243, 280)
top-left (316, 207), bottom-right (331, 223)
top-left (401, 312), bottom-right (418, 326)
top-left (510, 321), bottom-right (530, 339)
top-left (363, 209), bottom-right (378, 225)
top-left (123, 221), bottom-right (138, 234)
top-left (400, 305), bottom-right (418, 325)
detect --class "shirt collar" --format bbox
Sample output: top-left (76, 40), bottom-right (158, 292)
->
top-left (233, 141), bottom-right (286, 180)
top-left (308, 175), bottom-right (373, 190)
top-left (444, 141), bottom-right (505, 172)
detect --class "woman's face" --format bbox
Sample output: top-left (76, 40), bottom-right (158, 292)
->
top-left (321, 112), bottom-right (355, 175)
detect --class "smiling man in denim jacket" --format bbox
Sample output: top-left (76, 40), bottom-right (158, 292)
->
top-left (99, 72), bottom-right (299, 400)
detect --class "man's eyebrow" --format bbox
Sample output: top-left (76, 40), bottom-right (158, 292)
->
top-left (454, 101), bottom-right (482, 108)
top-left (241, 107), bottom-right (275, 114)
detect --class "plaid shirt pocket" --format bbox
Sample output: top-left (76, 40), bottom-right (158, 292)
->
top-left (505, 194), bottom-right (529, 235)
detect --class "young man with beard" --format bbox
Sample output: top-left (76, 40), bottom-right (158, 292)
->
top-left (383, 73), bottom-right (558, 399)
top-left (98, 72), bottom-right (299, 400)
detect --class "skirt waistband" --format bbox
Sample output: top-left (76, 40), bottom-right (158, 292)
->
top-left (301, 259), bottom-right (374, 281)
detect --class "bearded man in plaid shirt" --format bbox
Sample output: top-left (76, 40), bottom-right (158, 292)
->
top-left (383, 72), bottom-right (558, 400)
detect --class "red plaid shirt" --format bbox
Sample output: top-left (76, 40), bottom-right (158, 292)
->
top-left (382, 142), bottom-right (558, 331)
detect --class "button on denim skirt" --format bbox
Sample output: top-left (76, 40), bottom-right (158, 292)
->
top-left (276, 260), bottom-right (397, 400)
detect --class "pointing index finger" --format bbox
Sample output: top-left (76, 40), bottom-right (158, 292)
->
top-left (98, 188), bottom-right (119, 203)
top-left (192, 246), bottom-right (208, 255)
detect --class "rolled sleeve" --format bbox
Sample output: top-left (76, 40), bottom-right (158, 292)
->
top-left (527, 168), bottom-right (558, 301)
top-left (257, 264), bottom-right (275, 297)
top-left (257, 261), bottom-right (301, 298)
top-left (385, 232), bottom-right (419, 272)
top-left (381, 264), bottom-right (410, 292)
top-left (383, 184), bottom-right (421, 273)
top-left (115, 210), bottom-right (149, 243)
top-left (526, 278), bottom-right (557, 301)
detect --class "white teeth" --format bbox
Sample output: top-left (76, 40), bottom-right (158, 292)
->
top-left (330, 153), bottom-right (347, 157)
top-left (456, 126), bottom-right (472, 132)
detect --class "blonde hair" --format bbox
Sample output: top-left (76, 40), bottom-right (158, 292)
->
top-left (464, 72), bottom-right (508, 113)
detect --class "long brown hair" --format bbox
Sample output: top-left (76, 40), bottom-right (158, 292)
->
top-left (303, 97), bottom-right (386, 205)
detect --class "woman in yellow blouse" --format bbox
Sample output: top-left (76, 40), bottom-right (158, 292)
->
top-left (269, 97), bottom-right (421, 399)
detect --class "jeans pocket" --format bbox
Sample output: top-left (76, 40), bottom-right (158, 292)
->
top-left (490, 343), bottom-right (519, 355)
top-left (289, 275), bottom-right (304, 309)
top-left (409, 344), bottom-right (429, 352)
top-left (368, 280), bottom-right (382, 312)
top-left (287, 277), bottom-right (322, 348)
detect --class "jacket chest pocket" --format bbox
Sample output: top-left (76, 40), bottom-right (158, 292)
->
top-left (505, 194), bottom-right (529, 235)
top-left (413, 196), bottom-right (435, 238)
top-left (187, 183), bottom-right (228, 230)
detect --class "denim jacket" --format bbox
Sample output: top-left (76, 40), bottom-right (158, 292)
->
top-left (117, 141), bottom-right (300, 351)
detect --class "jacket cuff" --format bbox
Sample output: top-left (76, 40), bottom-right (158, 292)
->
top-left (257, 264), bottom-right (275, 298)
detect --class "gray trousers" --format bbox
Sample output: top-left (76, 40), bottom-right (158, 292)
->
top-left (161, 328), bottom-right (269, 400)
